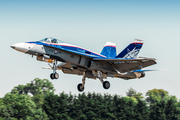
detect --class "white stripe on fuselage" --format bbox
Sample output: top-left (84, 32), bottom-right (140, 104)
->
top-left (45, 42), bottom-right (106, 58)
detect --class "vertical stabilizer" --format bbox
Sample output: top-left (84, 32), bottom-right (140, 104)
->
top-left (100, 42), bottom-right (117, 58)
top-left (116, 38), bottom-right (144, 58)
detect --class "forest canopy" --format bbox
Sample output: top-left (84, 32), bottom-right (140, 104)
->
top-left (0, 78), bottom-right (180, 120)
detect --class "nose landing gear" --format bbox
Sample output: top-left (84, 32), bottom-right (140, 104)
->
top-left (50, 72), bottom-right (59, 79)
top-left (50, 62), bottom-right (59, 80)
top-left (49, 61), bottom-right (65, 80)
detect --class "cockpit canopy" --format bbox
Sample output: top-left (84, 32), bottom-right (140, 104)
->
top-left (40, 37), bottom-right (64, 44)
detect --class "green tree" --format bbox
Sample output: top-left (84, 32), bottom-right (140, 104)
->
top-left (0, 98), bottom-right (3, 106)
top-left (10, 78), bottom-right (55, 119)
top-left (146, 89), bottom-right (169, 104)
top-left (68, 92), bottom-right (115, 120)
top-left (149, 96), bottom-right (180, 120)
top-left (126, 87), bottom-right (144, 100)
top-left (43, 92), bottom-right (72, 120)
top-left (3, 92), bottom-right (48, 120)
top-left (134, 99), bottom-right (150, 120)
top-left (3, 78), bottom-right (180, 120)
top-left (11, 78), bottom-right (55, 96)
top-left (3, 93), bottom-right (36, 119)
top-left (126, 87), bottom-right (137, 97)
top-left (113, 96), bottom-right (137, 119)
top-left (0, 105), bottom-right (15, 120)
top-left (32, 94), bottom-right (45, 108)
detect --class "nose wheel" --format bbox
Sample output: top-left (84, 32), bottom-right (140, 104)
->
top-left (49, 61), bottom-right (64, 80)
top-left (50, 72), bottom-right (59, 79)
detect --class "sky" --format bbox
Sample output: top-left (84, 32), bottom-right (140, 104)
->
top-left (1, 0), bottom-right (180, 98)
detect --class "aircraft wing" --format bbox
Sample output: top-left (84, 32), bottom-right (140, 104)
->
top-left (93, 57), bottom-right (157, 73)
top-left (93, 57), bottom-right (156, 62)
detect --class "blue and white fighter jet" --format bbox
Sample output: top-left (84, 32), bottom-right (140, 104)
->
top-left (11, 37), bottom-right (156, 92)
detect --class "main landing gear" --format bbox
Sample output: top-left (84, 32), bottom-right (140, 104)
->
top-left (77, 71), bottom-right (110, 92)
top-left (97, 71), bottom-right (110, 89)
top-left (103, 81), bottom-right (110, 89)
top-left (77, 76), bottom-right (86, 92)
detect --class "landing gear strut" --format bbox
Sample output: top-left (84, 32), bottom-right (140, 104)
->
top-left (97, 71), bottom-right (110, 89)
top-left (50, 61), bottom-right (59, 80)
top-left (77, 76), bottom-right (86, 92)
top-left (49, 61), bottom-right (65, 80)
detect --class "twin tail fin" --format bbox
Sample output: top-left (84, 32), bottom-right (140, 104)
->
top-left (100, 42), bottom-right (117, 58)
top-left (100, 38), bottom-right (144, 58)
top-left (116, 38), bottom-right (144, 58)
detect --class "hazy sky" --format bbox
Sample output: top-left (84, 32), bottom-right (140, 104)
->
top-left (1, 0), bottom-right (180, 98)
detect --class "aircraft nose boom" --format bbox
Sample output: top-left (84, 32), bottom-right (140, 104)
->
top-left (10, 43), bottom-right (31, 53)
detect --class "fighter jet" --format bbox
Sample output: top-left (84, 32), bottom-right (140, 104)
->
top-left (11, 37), bottom-right (156, 92)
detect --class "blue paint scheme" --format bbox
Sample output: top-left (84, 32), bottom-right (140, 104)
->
top-left (116, 43), bottom-right (143, 58)
top-left (27, 41), bottom-right (106, 58)
top-left (133, 69), bottom-right (159, 72)
top-left (133, 69), bottom-right (149, 72)
top-left (27, 39), bottom-right (143, 60)
top-left (93, 57), bottom-right (135, 61)
top-left (100, 46), bottom-right (117, 58)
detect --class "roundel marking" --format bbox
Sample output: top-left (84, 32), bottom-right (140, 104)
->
top-left (54, 50), bottom-right (58, 54)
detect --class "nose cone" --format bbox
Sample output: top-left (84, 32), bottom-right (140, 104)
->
top-left (11, 45), bottom-right (16, 49)
top-left (11, 43), bottom-right (30, 53)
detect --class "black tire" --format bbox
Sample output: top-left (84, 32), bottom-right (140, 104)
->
top-left (103, 81), bottom-right (110, 89)
top-left (54, 72), bottom-right (59, 79)
top-left (50, 73), bottom-right (54, 79)
top-left (77, 83), bottom-right (84, 92)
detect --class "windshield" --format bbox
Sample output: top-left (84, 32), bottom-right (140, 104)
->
top-left (40, 37), bottom-right (64, 44)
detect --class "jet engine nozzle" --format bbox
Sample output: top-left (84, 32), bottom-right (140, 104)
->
top-left (140, 72), bottom-right (145, 78)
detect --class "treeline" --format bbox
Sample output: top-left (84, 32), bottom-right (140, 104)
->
top-left (0, 78), bottom-right (180, 120)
